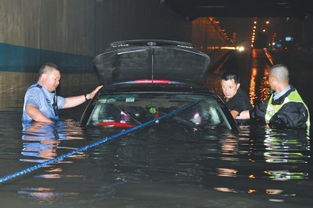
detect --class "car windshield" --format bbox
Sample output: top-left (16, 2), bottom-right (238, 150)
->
top-left (86, 93), bottom-right (232, 130)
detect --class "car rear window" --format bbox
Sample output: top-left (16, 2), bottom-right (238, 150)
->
top-left (87, 93), bottom-right (232, 130)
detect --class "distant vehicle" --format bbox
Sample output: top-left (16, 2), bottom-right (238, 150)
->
top-left (80, 40), bottom-right (237, 132)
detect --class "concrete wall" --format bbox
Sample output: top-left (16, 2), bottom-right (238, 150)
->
top-left (0, 0), bottom-right (191, 109)
top-left (0, 0), bottom-right (96, 55)
top-left (0, 0), bottom-right (190, 61)
top-left (94, 0), bottom-right (191, 53)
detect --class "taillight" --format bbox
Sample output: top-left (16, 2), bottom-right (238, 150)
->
top-left (134, 79), bottom-right (170, 84)
top-left (96, 122), bottom-right (134, 128)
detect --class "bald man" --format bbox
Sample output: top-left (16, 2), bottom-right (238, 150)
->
top-left (22, 63), bottom-right (103, 123)
top-left (237, 64), bottom-right (310, 130)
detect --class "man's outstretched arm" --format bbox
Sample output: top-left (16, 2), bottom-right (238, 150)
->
top-left (63, 85), bottom-right (103, 109)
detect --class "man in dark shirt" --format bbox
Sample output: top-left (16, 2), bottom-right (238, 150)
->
top-left (221, 71), bottom-right (252, 118)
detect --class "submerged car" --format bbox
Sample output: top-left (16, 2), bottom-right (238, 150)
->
top-left (80, 40), bottom-right (237, 132)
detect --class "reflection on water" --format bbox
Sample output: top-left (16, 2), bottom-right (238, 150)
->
top-left (210, 125), bottom-right (311, 204)
top-left (0, 111), bottom-right (312, 207)
top-left (18, 187), bottom-right (79, 202)
top-left (15, 120), bottom-right (89, 202)
top-left (263, 128), bottom-right (310, 182)
top-left (249, 49), bottom-right (271, 106)
top-left (249, 67), bottom-right (258, 106)
top-left (21, 122), bottom-right (62, 162)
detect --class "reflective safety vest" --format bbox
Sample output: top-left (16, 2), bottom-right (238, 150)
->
top-left (265, 90), bottom-right (310, 128)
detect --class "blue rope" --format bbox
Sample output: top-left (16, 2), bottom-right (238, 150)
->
top-left (0, 100), bottom-right (202, 184)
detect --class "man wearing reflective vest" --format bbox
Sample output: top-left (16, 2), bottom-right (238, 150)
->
top-left (237, 64), bottom-right (310, 130)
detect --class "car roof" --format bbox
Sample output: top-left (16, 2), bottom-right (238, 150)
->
top-left (94, 39), bottom-right (210, 86)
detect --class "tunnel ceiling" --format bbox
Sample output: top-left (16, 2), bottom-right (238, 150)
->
top-left (162, 0), bottom-right (313, 19)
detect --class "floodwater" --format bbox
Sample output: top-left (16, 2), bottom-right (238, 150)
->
top-left (0, 111), bottom-right (311, 208)
top-left (0, 48), bottom-right (312, 208)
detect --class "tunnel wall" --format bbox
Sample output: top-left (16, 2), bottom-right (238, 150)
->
top-left (0, 0), bottom-right (191, 109)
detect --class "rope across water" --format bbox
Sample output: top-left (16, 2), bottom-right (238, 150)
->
top-left (0, 99), bottom-right (202, 184)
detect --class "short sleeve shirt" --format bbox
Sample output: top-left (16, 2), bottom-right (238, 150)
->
top-left (22, 83), bottom-right (66, 123)
top-left (224, 88), bottom-right (252, 113)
